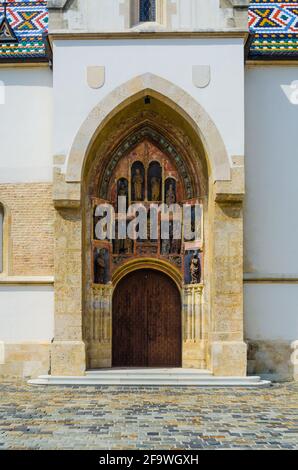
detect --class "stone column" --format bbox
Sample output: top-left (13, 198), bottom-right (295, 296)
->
top-left (87, 285), bottom-right (113, 369)
top-left (182, 285), bottom-right (206, 368)
top-left (51, 163), bottom-right (86, 376)
top-left (209, 164), bottom-right (247, 377)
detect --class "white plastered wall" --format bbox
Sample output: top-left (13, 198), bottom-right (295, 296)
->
top-left (244, 66), bottom-right (298, 343)
top-left (0, 67), bottom-right (53, 183)
top-left (0, 286), bottom-right (54, 342)
top-left (52, 38), bottom-right (245, 167)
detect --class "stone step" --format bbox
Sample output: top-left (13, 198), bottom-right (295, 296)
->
top-left (28, 369), bottom-right (271, 387)
top-left (86, 368), bottom-right (213, 377)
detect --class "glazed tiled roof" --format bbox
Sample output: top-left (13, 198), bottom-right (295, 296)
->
top-left (0, 1), bottom-right (297, 62)
top-left (249, 1), bottom-right (298, 58)
top-left (0, 1), bottom-right (48, 62)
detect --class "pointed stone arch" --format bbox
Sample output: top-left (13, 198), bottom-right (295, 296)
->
top-left (51, 73), bottom-right (246, 379)
top-left (65, 73), bottom-right (231, 185)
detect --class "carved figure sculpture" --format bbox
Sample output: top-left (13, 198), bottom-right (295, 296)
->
top-left (94, 249), bottom-right (106, 284)
top-left (133, 168), bottom-right (144, 201)
top-left (190, 254), bottom-right (201, 284)
top-left (166, 183), bottom-right (176, 205)
top-left (151, 176), bottom-right (161, 201)
top-left (118, 181), bottom-right (127, 197)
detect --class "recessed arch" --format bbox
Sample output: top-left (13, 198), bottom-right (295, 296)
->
top-left (112, 257), bottom-right (183, 290)
top-left (66, 73), bottom-right (231, 185)
top-left (98, 125), bottom-right (197, 200)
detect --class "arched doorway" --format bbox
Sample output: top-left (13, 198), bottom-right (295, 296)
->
top-left (112, 269), bottom-right (182, 368)
top-left (86, 122), bottom-right (205, 370)
top-left (51, 75), bottom-right (246, 378)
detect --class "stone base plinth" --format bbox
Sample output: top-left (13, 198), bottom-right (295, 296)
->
top-left (51, 341), bottom-right (86, 376)
top-left (210, 341), bottom-right (247, 377)
top-left (0, 342), bottom-right (50, 380)
top-left (87, 342), bottom-right (112, 369)
top-left (182, 340), bottom-right (207, 369)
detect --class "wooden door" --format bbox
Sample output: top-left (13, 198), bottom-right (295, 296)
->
top-left (112, 269), bottom-right (182, 367)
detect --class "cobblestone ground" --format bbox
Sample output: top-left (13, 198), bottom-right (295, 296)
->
top-left (0, 382), bottom-right (297, 450)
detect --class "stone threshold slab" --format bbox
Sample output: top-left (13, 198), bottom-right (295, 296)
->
top-left (29, 369), bottom-right (271, 387)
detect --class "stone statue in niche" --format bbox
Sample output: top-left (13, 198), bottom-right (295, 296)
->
top-left (118, 182), bottom-right (127, 197)
top-left (117, 178), bottom-right (129, 211)
top-left (133, 168), bottom-right (144, 201)
top-left (113, 221), bottom-right (134, 255)
top-left (148, 161), bottom-right (162, 201)
top-left (133, 169), bottom-right (143, 200)
top-left (171, 237), bottom-right (181, 255)
top-left (160, 220), bottom-right (181, 255)
top-left (184, 205), bottom-right (202, 242)
top-left (184, 250), bottom-right (202, 284)
top-left (161, 238), bottom-right (170, 255)
top-left (170, 220), bottom-right (181, 254)
top-left (190, 254), bottom-right (201, 284)
top-left (131, 163), bottom-right (145, 201)
top-left (94, 247), bottom-right (109, 284)
top-left (117, 238), bottom-right (134, 255)
top-left (165, 179), bottom-right (176, 205)
top-left (117, 178), bottom-right (128, 197)
top-left (151, 176), bottom-right (161, 201)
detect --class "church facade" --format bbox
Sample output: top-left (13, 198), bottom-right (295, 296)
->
top-left (0, 0), bottom-right (297, 383)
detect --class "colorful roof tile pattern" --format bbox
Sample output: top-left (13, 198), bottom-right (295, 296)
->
top-left (249, 1), bottom-right (298, 58)
top-left (0, 1), bottom-right (48, 61)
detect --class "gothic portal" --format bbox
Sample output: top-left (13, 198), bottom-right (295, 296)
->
top-left (50, 77), bottom-right (246, 378)
top-left (84, 122), bottom-right (206, 369)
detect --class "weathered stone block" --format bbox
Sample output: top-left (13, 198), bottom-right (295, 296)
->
top-left (51, 341), bottom-right (86, 376)
top-left (248, 339), bottom-right (294, 382)
top-left (0, 342), bottom-right (50, 380)
top-left (211, 341), bottom-right (247, 376)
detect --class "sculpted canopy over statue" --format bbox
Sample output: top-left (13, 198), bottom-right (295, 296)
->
top-left (133, 168), bottom-right (144, 201)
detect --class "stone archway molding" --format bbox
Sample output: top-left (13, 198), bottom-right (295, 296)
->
top-left (112, 257), bottom-right (183, 291)
top-left (51, 73), bottom-right (246, 379)
top-left (65, 73), bottom-right (231, 185)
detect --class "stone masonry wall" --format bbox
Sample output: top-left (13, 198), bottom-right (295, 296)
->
top-left (0, 183), bottom-right (54, 276)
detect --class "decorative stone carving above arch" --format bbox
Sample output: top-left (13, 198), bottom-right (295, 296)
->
top-left (98, 125), bottom-right (195, 200)
top-left (65, 73), bottom-right (232, 188)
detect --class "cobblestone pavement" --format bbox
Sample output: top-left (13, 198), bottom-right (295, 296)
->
top-left (0, 382), bottom-right (297, 450)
